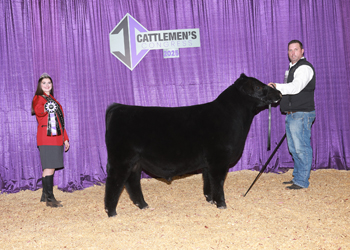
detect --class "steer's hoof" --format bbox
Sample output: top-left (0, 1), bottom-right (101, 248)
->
top-left (205, 195), bottom-right (214, 204)
top-left (216, 201), bottom-right (227, 209)
top-left (140, 205), bottom-right (149, 210)
top-left (108, 213), bottom-right (117, 217)
top-left (106, 209), bottom-right (117, 217)
top-left (206, 199), bottom-right (214, 204)
top-left (135, 202), bottom-right (149, 210)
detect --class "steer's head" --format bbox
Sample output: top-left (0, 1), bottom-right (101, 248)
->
top-left (236, 74), bottom-right (282, 107)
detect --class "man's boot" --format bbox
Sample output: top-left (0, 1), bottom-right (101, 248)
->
top-left (44, 175), bottom-right (63, 207)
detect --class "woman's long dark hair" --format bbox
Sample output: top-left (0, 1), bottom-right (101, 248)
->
top-left (31, 74), bottom-right (54, 115)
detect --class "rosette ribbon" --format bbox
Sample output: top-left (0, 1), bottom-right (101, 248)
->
top-left (42, 95), bottom-right (65, 136)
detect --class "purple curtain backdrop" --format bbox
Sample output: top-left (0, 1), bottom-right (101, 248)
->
top-left (1, 0), bottom-right (349, 193)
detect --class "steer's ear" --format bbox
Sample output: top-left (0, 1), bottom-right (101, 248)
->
top-left (240, 73), bottom-right (247, 79)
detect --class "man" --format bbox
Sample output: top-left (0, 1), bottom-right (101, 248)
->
top-left (268, 40), bottom-right (316, 189)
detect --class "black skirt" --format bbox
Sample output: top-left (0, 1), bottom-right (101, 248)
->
top-left (38, 145), bottom-right (64, 170)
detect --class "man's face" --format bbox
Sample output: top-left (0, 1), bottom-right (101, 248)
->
top-left (288, 43), bottom-right (304, 64)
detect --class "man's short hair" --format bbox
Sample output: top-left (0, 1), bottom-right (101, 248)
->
top-left (288, 40), bottom-right (303, 50)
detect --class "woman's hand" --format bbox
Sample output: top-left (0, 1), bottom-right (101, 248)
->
top-left (64, 140), bottom-right (70, 152)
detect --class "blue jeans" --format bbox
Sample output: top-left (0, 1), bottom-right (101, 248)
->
top-left (285, 111), bottom-right (316, 188)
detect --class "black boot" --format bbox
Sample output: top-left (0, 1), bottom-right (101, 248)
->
top-left (44, 175), bottom-right (63, 207)
top-left (40, 177), bottom-right (46, 202)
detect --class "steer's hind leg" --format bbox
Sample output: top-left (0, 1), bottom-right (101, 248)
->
top-left (104, 163), bottom-right (130, 217)
top-left (125, 166), bottom-right (149, 210)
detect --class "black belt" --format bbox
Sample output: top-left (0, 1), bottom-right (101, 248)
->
top-left (286, 111), bottom-right (296, 114)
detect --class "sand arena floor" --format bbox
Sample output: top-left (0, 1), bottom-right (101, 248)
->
top-left (1, 169), bottom-right (349, 249)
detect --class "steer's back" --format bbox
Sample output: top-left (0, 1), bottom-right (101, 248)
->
top-left (105, 102), bottom-right (218, 176)
top-left (107, 102), bottom-right (215, 143)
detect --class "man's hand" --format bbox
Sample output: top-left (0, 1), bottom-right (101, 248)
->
top-left (268, 82), bottom-right (276, 89)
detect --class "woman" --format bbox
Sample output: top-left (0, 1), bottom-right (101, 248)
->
top-left (31, 73), bottom-right (69, 207)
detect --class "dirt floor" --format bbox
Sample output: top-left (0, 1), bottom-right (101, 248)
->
top-left (1, 169), bottom-right (349, 249)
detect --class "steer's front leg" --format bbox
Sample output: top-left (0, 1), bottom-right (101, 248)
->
top-left (202, 168), bottom-right (213, 203)
top-left (208, 170), bottom-right (227, 209)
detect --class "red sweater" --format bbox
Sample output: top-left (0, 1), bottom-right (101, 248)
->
top-left (33, 94), bottom-right (69, 146)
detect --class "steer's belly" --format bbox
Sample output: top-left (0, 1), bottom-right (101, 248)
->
top-left (140, 156), bottom-right (206, 179)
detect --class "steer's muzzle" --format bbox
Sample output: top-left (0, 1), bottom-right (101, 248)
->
top-left (274, 92), bottom-right (282, 103)
top-left (267, 88), bottom-right (282, 104)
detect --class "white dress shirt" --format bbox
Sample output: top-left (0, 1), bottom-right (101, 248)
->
top-left (275, 57), bottom-right (314, 95)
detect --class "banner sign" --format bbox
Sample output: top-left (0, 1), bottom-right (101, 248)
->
top-left (110, 13), bottom-right (200, 70)
top-left (135, 29), bottom-right (200, 53)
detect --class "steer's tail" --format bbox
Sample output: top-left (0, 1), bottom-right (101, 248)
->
top-left (105, 103), bottom-right (122, 131)
top-left (105, 103), bottom-right (121, 177)
top-left (105, 104), bottom-right (114, 129)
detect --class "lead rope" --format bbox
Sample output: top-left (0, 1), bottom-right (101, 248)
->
top-left (244, 133), bottom-right (286, 197)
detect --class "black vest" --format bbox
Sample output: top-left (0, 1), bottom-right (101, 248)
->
top-left (280, 58), bottom-right (315, 113)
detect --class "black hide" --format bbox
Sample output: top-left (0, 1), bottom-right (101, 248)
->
top-left (104, 73), bottom-right (281, 217)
